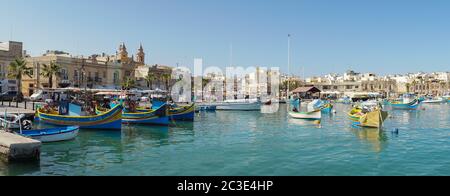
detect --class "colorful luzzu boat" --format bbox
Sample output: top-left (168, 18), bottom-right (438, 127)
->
top-left (288, 110), bottom-right (322, 120)
top-left (319, 103), bottom-right (334, 113)
top-left (121, 104), bottom-right (169, 126)
top-left (168, 103), bottom-right (196, 121)
top-left (36, 105), bottom-right (123, 130)
top-left (390, 99), bottom-right (420, 110)
top-left (151, 99), bottom-right (195, 121)
top-left (348, 107), bottom-right (388, 128)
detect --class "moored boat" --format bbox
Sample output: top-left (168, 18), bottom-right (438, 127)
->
top-left (19, 126), bottom-right (79, 143)
top-left (320, 103), bottom-right (334, 113)
top-left (99, 104), bottom-right (169, 126)
top-left (288, 110), bottom-right (322, 120)
top-left (390, 99), bottom-right (420, 110)
top-left (37, 104), bottom-right (123, 130)
top-left (214, 99), bottom-right (262, 111)
top-left (169, 103), bottom-right (196, 121)
top-left (348, 105), bottom-right (388, 128)
top-left (422, 97), bottom-right (446, 104)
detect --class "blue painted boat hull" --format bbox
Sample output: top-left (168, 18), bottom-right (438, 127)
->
top-left (123, 116), bottom-right (169, 126)
top-left (37, 105), bottom-right (123, 130)
top-left (169, 104), bottom-right (196, 121)
top-left (121, 104), bottom-right (169, 126)
top-left (321, 105), bottom-right (333, 113)
top-left (20, 126), bottom-right (79, 143)
top-left (390, 99), bottom-right (420, 110)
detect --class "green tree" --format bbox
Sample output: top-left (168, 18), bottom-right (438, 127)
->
top-left (40, 61), bottom-right (61, 88)
top-left (122, 78), bottom-right (136, 90)
top-left (144, 72), bottom-right (156, 90)
top-left (8, 57), bottom-right (33, 99)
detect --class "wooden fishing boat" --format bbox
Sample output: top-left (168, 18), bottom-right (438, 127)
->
top-left (37, 105), bottom-right (123, 130)
top-left (348, 107), bottom-right (388, 128)
top-left (319, 103), bottom-right (334, 113)
top-left (169, 103), bottom-right (196, 121)
top-left (19, 126), bottom-right (79, 143)
top-left (390, 99), bottom-right (420, 110)
top-left (150, 99), bottom-right (195, 121)
top-left (121, 104), bottom-right (169, 126)
top-left (288, 110), bottom-right (322, 120)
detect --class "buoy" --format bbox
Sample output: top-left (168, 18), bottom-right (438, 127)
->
top-left (392, 128), bottom-right (399, 135)
top-left (314, 120), bottom-right (321, 125)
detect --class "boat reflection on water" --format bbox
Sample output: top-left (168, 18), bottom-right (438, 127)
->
top-left (122, 125), bottom-right (170, 146)
top-left (349, 127), bottom-right (388, 153)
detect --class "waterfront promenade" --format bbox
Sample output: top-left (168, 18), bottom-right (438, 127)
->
top-left (0, 102), bottom-right (40, 115)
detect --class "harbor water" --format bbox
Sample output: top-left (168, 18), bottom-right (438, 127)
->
top-left (1, 103), bottom-right (449, 176)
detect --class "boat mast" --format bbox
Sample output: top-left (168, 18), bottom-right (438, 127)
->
top-left (287, 34), bottom-right (291, 101)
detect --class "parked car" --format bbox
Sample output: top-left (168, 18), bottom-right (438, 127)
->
top-left (0, 91), bottom-right (23, 102)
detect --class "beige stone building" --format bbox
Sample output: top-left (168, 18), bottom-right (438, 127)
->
top-left (0, 41), bottom-right (23, 79)
top-left (0, 41), bottom-right (24, 93)
top-left (22, 43), bottom-right (144, 96)
top-left (135, 64), bottom-right (174, 90)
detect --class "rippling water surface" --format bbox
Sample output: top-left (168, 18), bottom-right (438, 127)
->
top-left (1, 103), bottom-right (449, 176)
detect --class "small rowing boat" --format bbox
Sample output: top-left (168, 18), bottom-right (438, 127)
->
top-left (288, 110), bottom-right (322, 120)
top-left (19, 126), bottom-right (79, 143)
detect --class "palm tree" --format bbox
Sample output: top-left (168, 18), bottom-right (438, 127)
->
top-left (144, 72), bottom-right (156, 90)
top-left (8, 57), bottom-right (33, 99)
top-left (40, 61), bottom-right (61, 88)
top-left (201, 78), bottom-right (211, 101)
top-left (122, 78), bottom-right (136, 90)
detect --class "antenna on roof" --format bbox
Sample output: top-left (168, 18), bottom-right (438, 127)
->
top-left (10, 24), bottom-right (13, 41)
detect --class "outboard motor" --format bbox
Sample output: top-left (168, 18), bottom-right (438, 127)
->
top-left (21, 120), bottom-right (33, 130)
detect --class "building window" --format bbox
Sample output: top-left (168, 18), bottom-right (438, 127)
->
top-left (113, 71), bottom-right (119, 84)
top-left (60, 69), bottom-right (68, 80)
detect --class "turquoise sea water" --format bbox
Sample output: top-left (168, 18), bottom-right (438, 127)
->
top-left (1, 103), bottom-right (449, 176)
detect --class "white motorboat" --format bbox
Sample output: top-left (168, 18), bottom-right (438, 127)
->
top-left (422, 97), bottom-right (446, 104)
top-left (214, 99), bottom-right (262, 111)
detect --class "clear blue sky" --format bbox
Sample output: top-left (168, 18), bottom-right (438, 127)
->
top-left (2, 0), bottom-right (450, 77)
